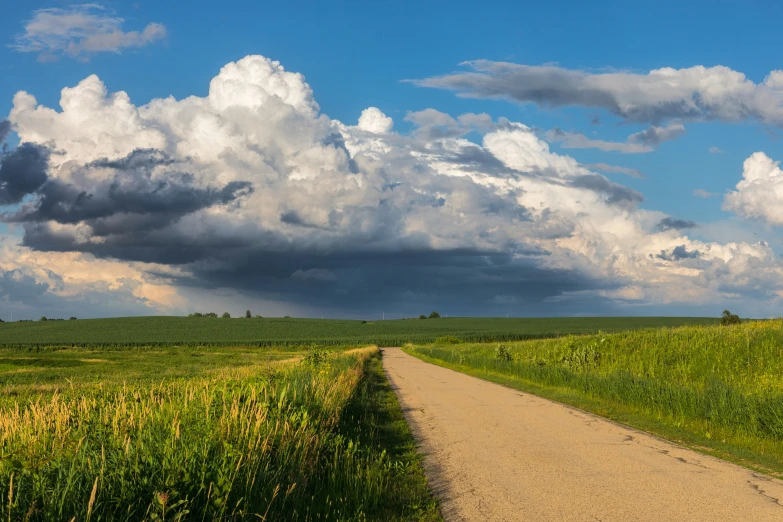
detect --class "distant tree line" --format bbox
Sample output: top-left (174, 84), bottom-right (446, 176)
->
top-left (0, 317), bottom-right (76, 323)
top-left (188, 310), bottom-right (263, 318)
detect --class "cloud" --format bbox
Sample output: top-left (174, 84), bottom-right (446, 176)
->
top-left (545, 122), bottom-right (684, 154)
top-left (583, 163), bottom-right (645, 179)
top-left (12, 4), bottom-right (166, 61)
top-left (404, 109), bottom-right (497, 141)
top-left (709, 146), bottom-right (725, 154)
top-left (357, 107), bottom-right (394, 134)
top-left (545, 128), bottom-right (652, 153)
top-left (0, 147), bottom-right (252, 236)
top-left (0, 143), bottom-right (49, 204)
top-left (627, 123), bottom-right (686, 146)
top-left (0, 236), bottom-right (185, 319)
top-left (291, 268), bottom-right (338, 282)
top-left (412, 61), bottom-right (783, 126)
top-left (0, 120), bottom-right (11, 144)
top-left (657, 217), bottom-right (697, 231)
top-left (693, 189), bottom-right (718, 198)
top-left (4, 54), bottom-right (783, 317)
top-left (724, 152), bottom-right (783, 225)
top-left (655, 245), bottom-right (701, 261)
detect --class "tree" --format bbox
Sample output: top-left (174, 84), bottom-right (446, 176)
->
top-left (245, 309), bottom-right (252, 319)
top-left (419, 315), bottom-right (427, 319)
top-left (721, 310), bottom-right (741, 325)
top-left (40, 316), bottom-right (47, 321)
top-left (222, 312), bottom-right (231, 318)
top-left (429, 311), bottom-right (441, 319)
top-left (69, 317), bottom-right (77, 320)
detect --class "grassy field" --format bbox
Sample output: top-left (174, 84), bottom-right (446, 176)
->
top-left (407, 320), bottom-right (783, 477)
top-left (0, 316), bottom-right (719, 348)
top-left (0, 345), bottom-right (440, 521)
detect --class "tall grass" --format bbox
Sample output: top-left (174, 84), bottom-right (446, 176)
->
top-left (409, 320), bottom-right (783, 472)
top-left (0, 349), bottom-right (437, 521)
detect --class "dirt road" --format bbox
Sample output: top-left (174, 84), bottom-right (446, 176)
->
top-left (382, 348), bottom-right (783, 522)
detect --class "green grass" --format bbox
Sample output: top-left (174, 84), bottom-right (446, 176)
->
top-left (406, 320), bottom-right (783, 478)
top-left (0, 346), bottom-right (440, 521)
top-left (0, 316), bottom-right (719, 348)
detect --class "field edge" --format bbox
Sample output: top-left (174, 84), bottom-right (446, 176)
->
top-left (345, 350), bottom-right (443, 521)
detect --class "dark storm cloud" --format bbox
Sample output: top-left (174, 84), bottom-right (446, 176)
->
top-left (0, 143), bottom-right (49, 204)
top-left (171, 247), bottom-right (604, 317)
top-left (1, 148), bottom-right (253, 234)
top-left (655, 245), bottom-right (701, 261)
top-left (0, 120), bottom-right (11, 144)
top-left (657, 217), bottom-right (698, 231)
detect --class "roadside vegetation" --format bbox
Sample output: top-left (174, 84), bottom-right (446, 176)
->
top-left (407, 319), bottom-right (783, 477)
top-left (0, 316), bottom-right (719, 349)
top-left (0, 346), bottom-right (440, 521)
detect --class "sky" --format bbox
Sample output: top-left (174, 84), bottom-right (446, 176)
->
top-left (1, 0), bottom-right (783, 319)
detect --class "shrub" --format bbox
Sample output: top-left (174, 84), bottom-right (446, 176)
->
top-left (435, 336), bottom-right (462, 345)
top-left (40, 316), bottom-right (47, 322)
top-left (245, 309), bottom-right (252, 319)
top-left (222, 312), bottom-right (231, 318)
top-left (419, 315), bottom-right (427, 319)
top-left (559, 342), bottom-right (601, 371)
top-left (495, 344), bottom-right (512, 361)
top-left (254, 315), bottom-right (263, 318)
top-left (302, 346), bottom-right (330, 366)
top-left (721, 310), bottom-right (741, 325)
top-left (428, 311), bottom-right (441, 319)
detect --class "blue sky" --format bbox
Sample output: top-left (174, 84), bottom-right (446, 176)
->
top-left (2, 1), bottom-right (783, 318)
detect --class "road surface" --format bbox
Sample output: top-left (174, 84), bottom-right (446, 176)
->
top-left (382, 347), bottom-right (783, 521)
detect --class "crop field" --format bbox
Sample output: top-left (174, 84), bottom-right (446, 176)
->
top-left (407, 320), bottom-right (783, 476)
top-left (0, 346), bottom-right (439, 521)
top-left (0, 316), bottom-right (719, 348)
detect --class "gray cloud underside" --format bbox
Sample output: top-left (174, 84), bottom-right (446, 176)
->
top-left (1, 147), bottom-right (253, 234)
top-left (0, 120), bottom-right (11, 144)
top-left (655, 245), bottom-right (701, 261)
top-left (412, 61), bottom-right (783, 125)
top-left (583, 163), bottom-right (645, 179)
top-left (657, 217), bottom-right (698, 231)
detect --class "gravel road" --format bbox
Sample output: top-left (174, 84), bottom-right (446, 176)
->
top-left (382, 347), bottom-right (783, 521)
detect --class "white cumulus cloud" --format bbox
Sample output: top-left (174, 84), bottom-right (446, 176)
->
top-left (724, 152), bottom-right (783, 225)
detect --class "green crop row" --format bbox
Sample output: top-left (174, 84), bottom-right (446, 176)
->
top-left (0, 316), bottom-right (719, 348)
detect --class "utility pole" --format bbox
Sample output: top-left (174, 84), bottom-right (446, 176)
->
top-left (382, 312), bottom-right (385, 320)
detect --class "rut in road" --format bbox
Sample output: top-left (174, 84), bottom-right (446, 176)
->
top-left (381, 347), bottom-right (783, 522)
